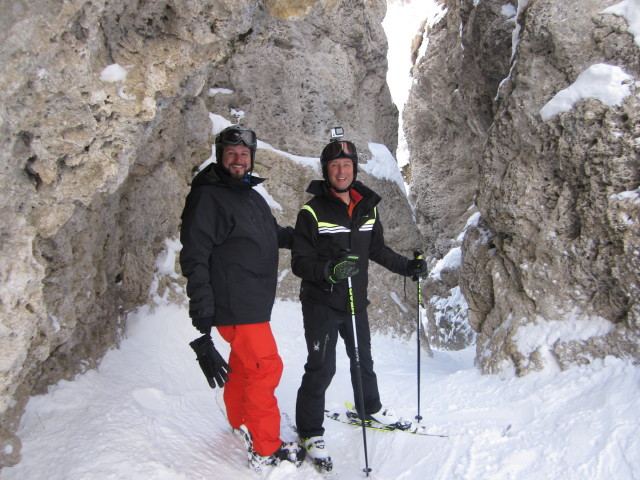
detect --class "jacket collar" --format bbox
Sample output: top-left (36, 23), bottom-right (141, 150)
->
top-left (306, 179), bottom-right (381, 207)
top-left (193, 163), bottom-right (265, 189)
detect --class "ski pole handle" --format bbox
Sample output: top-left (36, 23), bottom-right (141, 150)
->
top-left (412, 249), bottom-right (424, 281)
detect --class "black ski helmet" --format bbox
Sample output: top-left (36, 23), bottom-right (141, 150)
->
top-left (215, 125), bottom-right (258, 171)
top-left (320, 139), bottom-right (358, 192)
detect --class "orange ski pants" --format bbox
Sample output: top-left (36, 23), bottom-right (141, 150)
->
top-left (217, 323), bottom-right (283, 456)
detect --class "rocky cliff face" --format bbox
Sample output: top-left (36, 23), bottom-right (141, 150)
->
top-left (405, 0), bottom-right (639, 372)
top-left (0, 0), bottom-right (423, 467)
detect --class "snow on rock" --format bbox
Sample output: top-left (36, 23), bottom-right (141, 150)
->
top-left (540, 63), bottom-right (633, 121)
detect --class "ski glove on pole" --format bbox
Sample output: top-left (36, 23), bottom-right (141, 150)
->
top-left (189, 334), bottom-right (232, 388)
top-left (407, 258), bottom-right (428, 280)
top-left (326, 253), bottom-right (360, 284)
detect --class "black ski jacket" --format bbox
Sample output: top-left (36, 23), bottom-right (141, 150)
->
top-left (179, 163), bottom-right (292, 326)
top-left (291, 180), bottom-right (410, 314)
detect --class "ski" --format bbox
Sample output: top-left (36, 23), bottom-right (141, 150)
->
top-left (324, 402), bottom-right (448, 438)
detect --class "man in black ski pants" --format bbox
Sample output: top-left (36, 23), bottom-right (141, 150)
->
top-left (180, 125), bottom-right (304, 471)
top-left (291, 137), bottom-right (427, 471)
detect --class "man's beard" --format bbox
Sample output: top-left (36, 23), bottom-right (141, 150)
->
top-left (222, 164), bottom-right (250, 180)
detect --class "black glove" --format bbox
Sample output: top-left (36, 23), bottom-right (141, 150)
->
top-left (189, 334), bottom-right (232, 388)
top-left (407, 258), bottom-right (428, 280)
top-left (326, 253), bottom-right (360, 284)
top-left (192, 316), bottom-right (214, 336)
top-left (280, 225), bottom-right (294, 249)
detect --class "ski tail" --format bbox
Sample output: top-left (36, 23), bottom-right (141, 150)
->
top-left (325, 402), bottom-right (448, 438)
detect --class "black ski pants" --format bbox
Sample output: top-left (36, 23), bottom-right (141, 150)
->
top-left (295, 300), bottom-right (382, 439)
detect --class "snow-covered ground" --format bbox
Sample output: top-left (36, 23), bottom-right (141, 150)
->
top-left (4, 276), bottom-right (640, 480)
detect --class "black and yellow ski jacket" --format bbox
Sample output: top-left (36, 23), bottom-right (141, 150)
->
top-left (291, 179), bottom-right (410, 314)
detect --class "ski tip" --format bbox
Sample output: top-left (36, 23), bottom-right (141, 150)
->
top-left (345, 401), bottom-right (355, 410)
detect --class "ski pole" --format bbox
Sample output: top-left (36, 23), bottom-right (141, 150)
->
top-left (414, 249), bottom-right (424, 423)
top-left (347, 275), bottom-right (372, 477)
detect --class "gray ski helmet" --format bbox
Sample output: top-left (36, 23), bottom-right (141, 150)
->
top-left (215, 125), bottom-right (258, 169)
top-left (320, 140), bottom-right (358, 187)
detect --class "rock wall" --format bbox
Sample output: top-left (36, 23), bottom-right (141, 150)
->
top-left (0, 0), bottom-right (421, 467)
top-left (404, 0), bottom-right (514, 351)
top-left (404, 0), bottom-right (514, 258)
top-left (405, 0), bottom-right (640, 372)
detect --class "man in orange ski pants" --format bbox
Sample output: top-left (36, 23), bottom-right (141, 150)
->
top-left (180, 125), bottom-right (304, 469)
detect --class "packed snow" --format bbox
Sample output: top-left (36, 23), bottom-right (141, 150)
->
top-left (99, 64), bottom-right (128, 83)
top-left (99, 63), bottom-right (136, 100)
top-left (540, 64), bottom-right (633, 121)
top-left (360, 143), bottom-right (406, 193)
top-left (4, 246), bottom-right (640, 479)
top-left (540, 0), bottom-right (640, 121)
top-left (602, 0), bottom-right (640, 47)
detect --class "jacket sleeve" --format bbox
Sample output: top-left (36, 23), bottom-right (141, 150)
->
top-left (179, 188), bottom-right (232, 318)
top-left (291, 208), bottom-right (329, 284)
top-left (368, 212), bottom-right (411, 276)
top-left (275, 220), bottom-right (294, 249)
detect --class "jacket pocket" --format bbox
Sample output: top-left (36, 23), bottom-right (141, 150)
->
top-left (227, 264), bottom-right (273, 319)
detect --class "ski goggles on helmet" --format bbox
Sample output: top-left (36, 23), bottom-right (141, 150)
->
top-left (320, 140), bottom-right (358, 162)
top-left (216, 127), bottom-right (257, 149)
